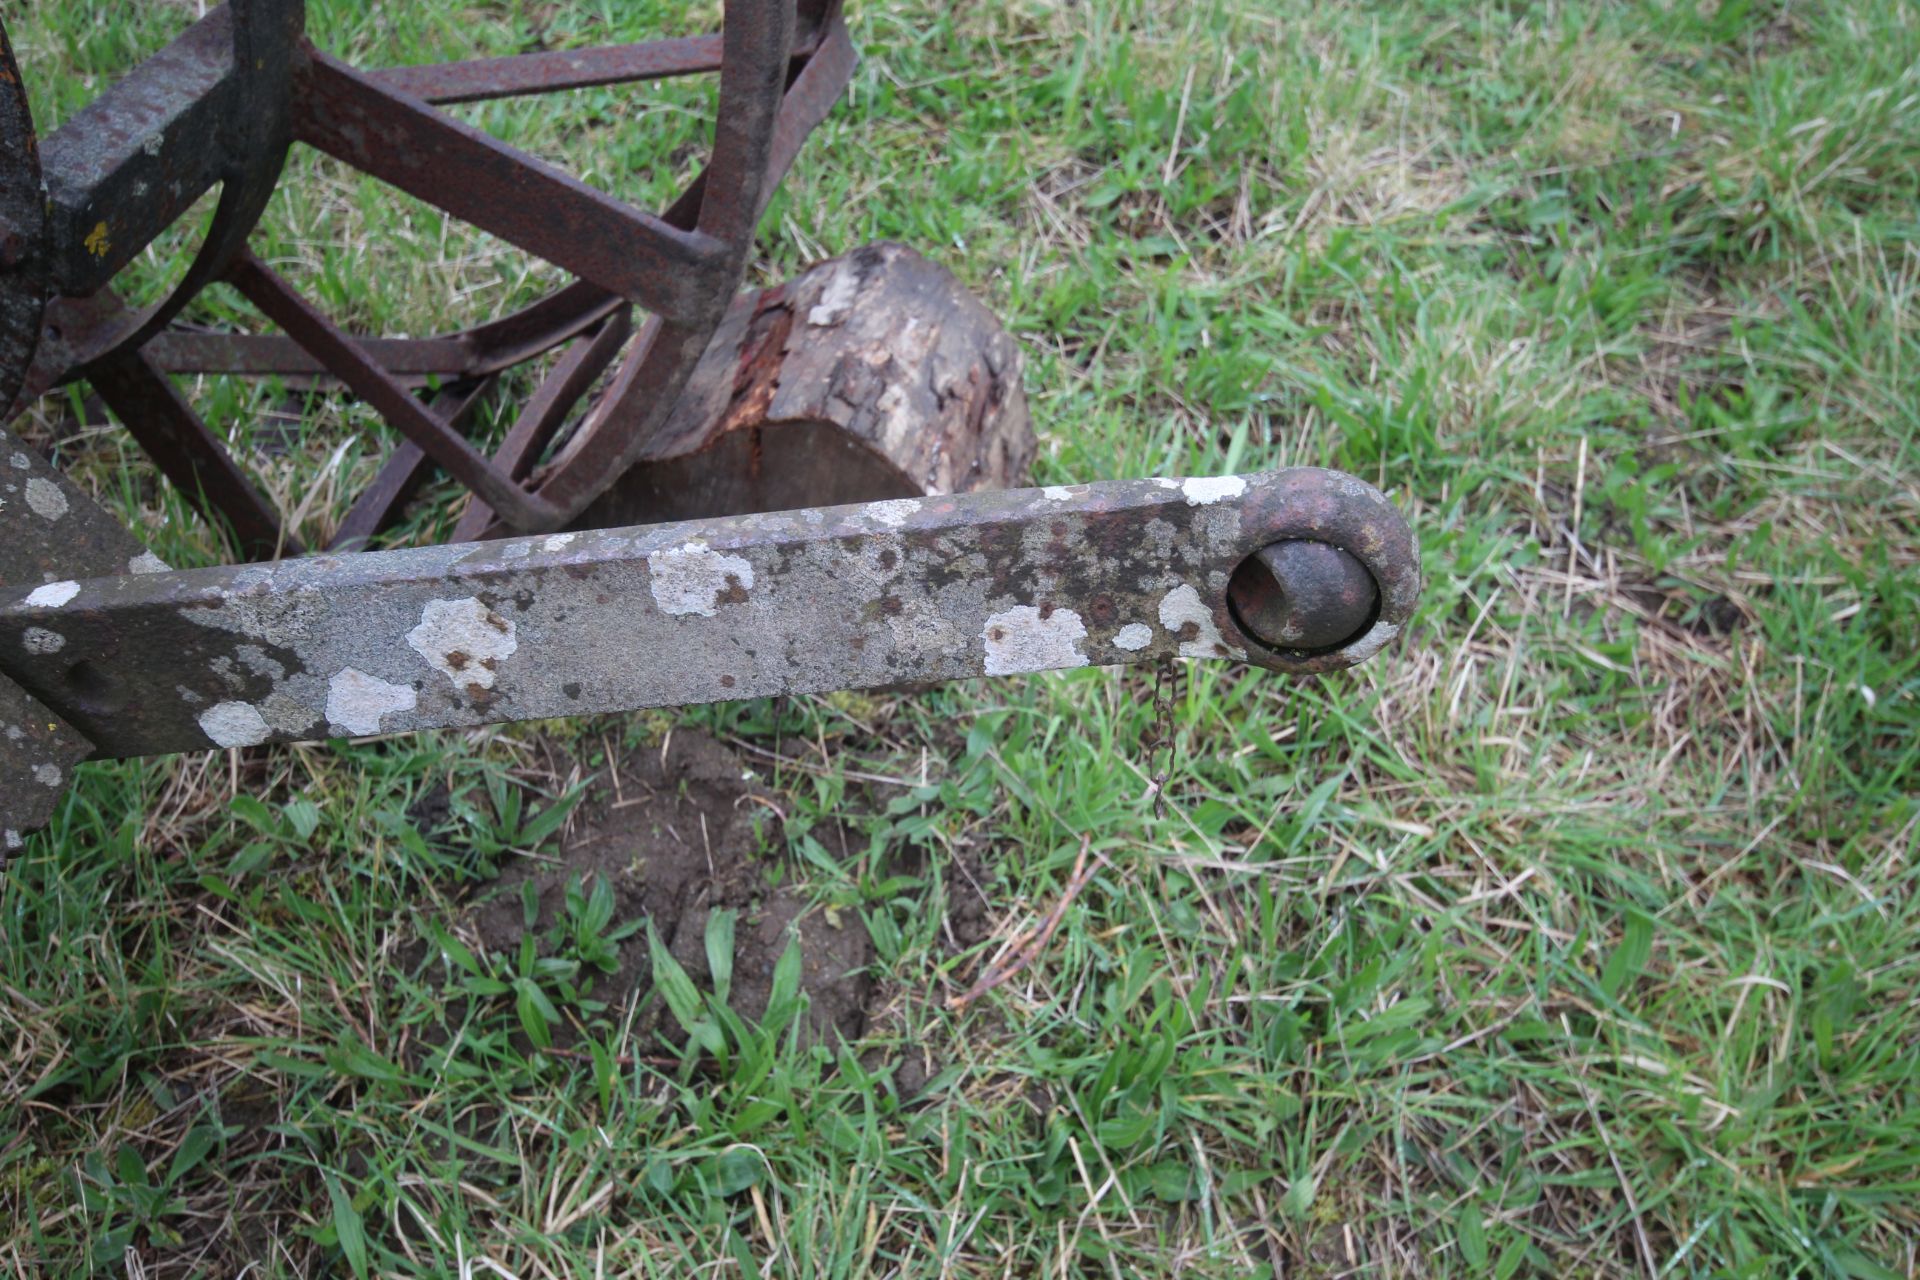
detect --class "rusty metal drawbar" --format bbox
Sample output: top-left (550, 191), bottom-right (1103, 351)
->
top-left (0, 468), bottom-right (1418, 762)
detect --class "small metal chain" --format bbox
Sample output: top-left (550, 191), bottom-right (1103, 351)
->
top-left (1146, 654), bottom-right (1180, 818)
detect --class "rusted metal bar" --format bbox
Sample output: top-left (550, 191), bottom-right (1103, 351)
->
top-left (36, 1), bottom-right (301, 374)
top-left (143, 330), bottom-right (475, 384)
top-left (688, 0), bottom-right (794, 252)
top-left (369, 33), bottom-right (729, 105)
top-left (365, 26), bottom-right (835, 108)
top-left (0, 24), bottom-right (46, 416)
top-left (224, 250), bottom-right (562, 531)
top-left (35, 7), bottom-right (237, 294)
top-left (449, 312), bottom-right (635, 542)
top-left (328, 378), bottom-right (497, 553)
top-left (293, 47), bottom-right (727, 324)
top-left (88, 345), bottom-right (300, 561)
top-left (0, 469), bottom-right (1418, 761)
top-left (760, 17), bottom-right (857, 217)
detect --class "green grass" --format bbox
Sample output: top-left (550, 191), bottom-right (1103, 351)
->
top-left (5, 0), bottom-right (1920, 1275)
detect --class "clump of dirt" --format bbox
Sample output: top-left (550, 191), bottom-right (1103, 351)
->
top-left (464, 730), bottom-right (875, 1048)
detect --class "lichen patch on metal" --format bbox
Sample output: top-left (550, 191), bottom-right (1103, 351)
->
top-left (1181, 475), bottom-right (1246, 506)
top-left (198, 700), bottom-right (271, 749)
top-left (326, 667), bottom-right (418, 736)
top-left (21, 627), bottom-right (64, 655)
top-left (865, 498), bottom-right (921, 529)
top-left (982, 605), bottom-right (1089, 676)
top-left (407, 597), bottom-right (517, 691)
top-left (647, 541), bottom-right (755, 617)
top-left (24, 477), bottom-right (68, 522)
top-left (1112, 622), bottom-right (1153, 652)
top-left (1159, 583), bottom-right (1243, 660)
top-left (23, 581), bottom-right (79, 609)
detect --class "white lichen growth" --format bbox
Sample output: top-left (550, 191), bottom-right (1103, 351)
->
top-left (407, 597), bottom-right (517, 691)
top-left (982, 605), bottom-right (1089, 676)
top-left (198, 701), bottom-right (271, 749)
top-left (23, 581), bottom-right (79, 609)
top-left (1180, 475), bottom-right (1246, 506)
top-left (1158, 584), bottom-right (1243, 660)
top-left (647, 542), bottom-right (755, 618)
top-left (327, 668), bottom-right (418, 736)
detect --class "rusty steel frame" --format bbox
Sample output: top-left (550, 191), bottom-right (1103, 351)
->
top-left (0, 468), bottom-right (1419, 764)
top-left (0, 0), bottom-right (855, 552)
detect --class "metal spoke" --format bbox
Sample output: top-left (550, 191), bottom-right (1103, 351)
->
top-left (328, 378), bottom-right (496, 553)
top-left (370, 33), bottom-right (729, 105)
top-left (294, 48), bottom-right (727, 324)
top-left (88, 347), bottom-right (299, 561)
top-left (224, 250), bottom-right (560, 531)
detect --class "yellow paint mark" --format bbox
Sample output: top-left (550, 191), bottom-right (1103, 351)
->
top-left (83, 221), bottom-right (111, 259)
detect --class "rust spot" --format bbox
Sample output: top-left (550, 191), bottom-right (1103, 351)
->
top-left (717, 296), bottom-right (794, 437)
top-left (717, 573), bottom-right (750, 606)
top-left (988, 627), bottom-right (1006, 642)
top-left (563, 682), bottom-right (582, 699)
top-left (879, 595), bottom-right (903, 616)
top-left (444, 650), bottom-right (470, 671)
top-left (878, 548), bottom-right (898, 570)
top-left (720, 674), bottom-right (736, 688)
top-left (1177, 622), bottom-right (1200, 641)
top-left (1038, 601), bottom-right (1055, 620)
top-left (480, 657), bottom-right (498, 671)
top-left (484, 609), bottom-right (510, 633)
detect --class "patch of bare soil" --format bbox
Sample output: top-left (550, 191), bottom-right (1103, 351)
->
top-left (465, 730), bottom-right (876, 1048)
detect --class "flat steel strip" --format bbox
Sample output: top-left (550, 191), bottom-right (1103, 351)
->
top-left (0, 469), bottom-right (1417, 760)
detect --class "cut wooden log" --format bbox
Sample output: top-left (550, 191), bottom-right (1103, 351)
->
top-left (569, 241), bottom-right (1034, 529)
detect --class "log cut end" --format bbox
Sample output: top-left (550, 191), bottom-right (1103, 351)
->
top-left (572, 241), bottom-right (1035, 529)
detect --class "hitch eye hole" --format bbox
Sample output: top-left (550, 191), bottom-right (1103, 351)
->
top-left (1226, 541), bottom-right (1378, 654)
